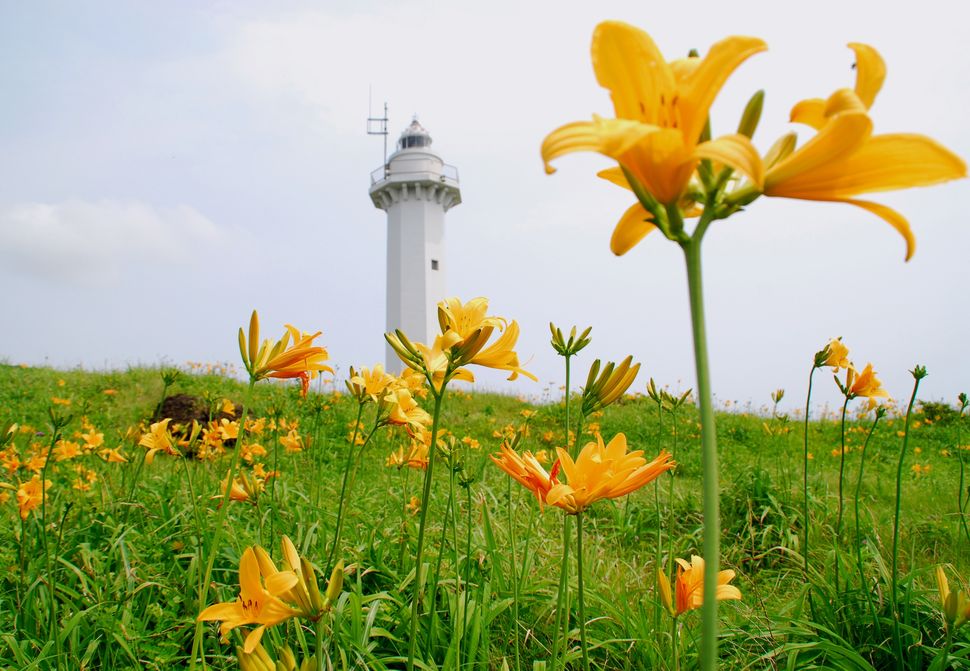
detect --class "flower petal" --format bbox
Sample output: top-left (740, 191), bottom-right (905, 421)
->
top-left (765, 111), bottom-right (873, 191)
top-left (610, 202), bottom-right (656, 256)
top-left (592, 21), bottom-right (676, 123)
top-left (542, 117), bottom-right (663, 174)
top-left (848, 43), bottom-right (885, 109)
top-left (779, 133), bottom-right (968, 198)
top-left (679, 35), bottom-right (768, 144)
top-left (790, 98), bottom-right (827, 130)
top-left (835, 198), bottom-right (916, 262)
top-left (693, 133), bottom-right (764, 188)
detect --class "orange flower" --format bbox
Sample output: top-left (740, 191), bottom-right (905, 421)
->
top-left (846, 363), bottom-right (891, 410)
top-left (673, 555), bottom-right (742, 615)
top-left (238, 310), bottom-right (333, 397)
top-left (546, 434), bottom-right (674, 514)
top-left (17, 475), bottom-right (52, 520)
top-left (490, 442), bottom-right (558, 507)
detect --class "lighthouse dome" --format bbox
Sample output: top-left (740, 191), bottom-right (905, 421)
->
top-left (398, 118), bottom-right (432, 150)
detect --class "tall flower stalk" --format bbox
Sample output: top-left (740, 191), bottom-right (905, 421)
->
top-left (541, 21), bottom-right (963, 667)
top-left (890, 365), bottom-right (926, 666)
top-left (191, 310), bottom-right (331, 671)
top-left (854, 406), bottom-right (885, 627)
top-left (956, 393), bottom-right (969, 544)
top-left (387, 296), bottom-right (535, 671)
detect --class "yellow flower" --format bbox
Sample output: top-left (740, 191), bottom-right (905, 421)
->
top-left (53, 440), bottom-right (83, 462)
top-left (50, 397), bottom-right (71, 406)
top-left (387, 297), bottom-right (536, 387)
top-left (346, 364), bottom-right (396, 403)
top-left (384, 388), bottom-right (433, 436)
top-left (238, 310), bottom-right (333, 397)
top-left (99, 447), bottom-right (128, 463)
top-left (763, 44), bottom-right (966, 261)
top-left (541, 21), bottom-right (766, 253)
top-left (386, 438), bottom-right (430, 471)
top-left (139, 418), bottom-right (180, 464)
top-left (17, 475), bottom-right (51, 520)
top-left (546, 433), bottom-right (675, 513)
top-left (197, 546), bottom-right (301, 653)
top-left (846, 363), bottom-right (890, 410)
top-left (673, 554), bottom-right (742, 615)
top-left (221, 399), bottom-right (237, 417)
top-left (279, 429), bottom-right (304, 453)
top-left (81, 428), bottom-right (104, 450)
top-left (822, 338), bottom-right (851, 372)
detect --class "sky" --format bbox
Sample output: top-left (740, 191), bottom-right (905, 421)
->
top-left (2, 0), bottom-right (969, 414)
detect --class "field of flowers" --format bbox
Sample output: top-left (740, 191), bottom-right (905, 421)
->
top-left (1, 325), bottom-right (969, 670)
top-left (3, 17), bottom-right (969, 671)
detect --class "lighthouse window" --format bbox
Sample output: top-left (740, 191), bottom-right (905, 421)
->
top-left (431, 259), bottom-right (439, 270)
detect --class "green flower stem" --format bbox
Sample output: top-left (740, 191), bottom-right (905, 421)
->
top-left (462, 483), bottom-right (473, 669)
top-left (891, 370), bottom-right (924, 668)
top-left (398, 465), bottom-right (412, 570)
top-left (551, 516), bottom-right (571, 671)
top-left (451, 467), bottom-right (463, 668)
top-left (576, 511), bottom-right (590, 671)
top-left (653, 398), bottom-right (664, 636)
top-left (802, 366), bottom-right (817, 586)
top-left (406, 384), bottom-right (447, 671)
top-left (326, 402), bottom-right (366, 571)
top-left (668, 407), bottom-right (679, 577)
top-left (957, 404), bottom-right (969, 544)
top-left (191, 377), bottom-right (255, 671)
top-left (427, 461), bottom-right (456, 651)
top-left (681, 234), bottom-right (720, 671)
top-left (269, 412), bottom-right (281, 544)
top-left (508, 477), bottom-right (521, 671)
top-left (565, 354), bottom-right (573, 458)
top-left (315, 613), bottom-right (327, 671)
top-left (835, 395), bottom-right (850, 594)
top-left (853, 410), bottom-right (882, 629)
top-left (39, 424), bottom-right (63, 671)
top-left (672, 615), bottom-right (681, 671)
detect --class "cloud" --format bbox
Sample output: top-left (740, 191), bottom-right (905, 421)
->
top-left (0, 200), bottom-right (228, 286)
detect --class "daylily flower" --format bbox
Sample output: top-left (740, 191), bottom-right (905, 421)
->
top-left (547, 433), bottom-right (674, 513)
top-left (489, 443), bottom-right (557, 507)
top-left (238, 310), bottom-right (333, 397)
top-left (762, 44), bottom-right (966, 261)
top-left (17, 475), bottom-right (51, 520)
top-left (52, 440), bottom-right (83, 462)
top-left (386, 438), bottom-right (430, 470)
top-left (99, 447), bottom-right (128, 463)
top-left (197, 546), bottom-right (300, 653)
top-left (821, 338), bottom-right (851, 372)
top-left (346, 364), bottom-right (397, 403)
top-left (672, 554), bottom-right (742, 615)
top-left (845, 363), bottom-right (891, 410)
top-left (139, 418), bottom-right (180, 464)
top-left (541, 21), bottom-right (767, 253)
top-left (384, 388), bottom-right (433, 436)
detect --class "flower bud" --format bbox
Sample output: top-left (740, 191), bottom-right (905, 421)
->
top-left (736, 90), bottom-right (764, 139)
top-left (325, 559), bottom-right (345, 607)
top-left (657, 567), bottom-right (674, 616)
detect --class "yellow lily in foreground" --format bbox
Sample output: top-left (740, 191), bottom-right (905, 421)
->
top-left (846, 363), bottom-right (891, 410)
top-left (762, 43), bottom-right (966, 261)
top-left (197, 547), bottom-right (300, 653)
top-left (541, 21), bottom-right (766, 253)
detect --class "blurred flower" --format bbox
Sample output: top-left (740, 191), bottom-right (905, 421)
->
top-left (346, 364), bottom-right (396, 403)
top-left (846, 363), bottom-right (891, 410)
top-left (279, 429), bottom-right (304, 453)
top-left (763, 44), bottom-right (966, 261)
top-left (197, 546), bottom-right (301, 653)
top-left (541, 21), bottom-right (766, 253)
top-left (139, 418), bottom-right (180, 464)
top-left (673, 555), bottom-right (742, 615)
top-left (53, 440), bottom-right (82, 462)
top-left (17, 475), bottom-right (51, 520)
top-left (99, 447), bottom-right (128, 463)
top-left (221, 399), bottom-right (237, 417)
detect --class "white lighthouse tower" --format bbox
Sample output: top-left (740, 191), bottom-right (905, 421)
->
top-left (369, 118), bottom-right (461, 371)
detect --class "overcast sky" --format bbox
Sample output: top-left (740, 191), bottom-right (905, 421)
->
top-left (2, 0), bottom-right (968, 413)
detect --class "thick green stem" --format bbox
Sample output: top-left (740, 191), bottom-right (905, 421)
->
top-left (802, 367), bottom-right (816, 583)
top-left (406, 385), bottom-right (446, 671)
top-left (672, 616), bottom-right (681, 671)
top-left (565, 355), bottom-right (573, 458)
top-left (854, 411), bottom-right (882, 630)
top-left (327, 402), bottom-right (366, 570)
top-left (957, 406), bottom-right (969, 544)
top-left (191, 378), bottom-right (255, 671)
top-left (315, 614), bottom-right (326, 671)
top-left (654, 399), bottom-right (664, 636)
top-left (681, 236), bottom-right (720, 671)
top-left (891, 374), bottom-right (923, 668)
top-left (463, 484), bottom-right (473, 670)
top-left (835, 396), bottom-right (850, 594)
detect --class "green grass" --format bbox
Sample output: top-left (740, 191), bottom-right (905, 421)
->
top-left (1, 362), bottom-right (968, 670)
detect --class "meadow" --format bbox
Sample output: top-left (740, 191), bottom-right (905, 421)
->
top-left (1, 353), bottom-right (968, 670)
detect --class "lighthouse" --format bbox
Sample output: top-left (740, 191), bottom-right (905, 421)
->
top-left (369, 118), bottom-right (462, 371)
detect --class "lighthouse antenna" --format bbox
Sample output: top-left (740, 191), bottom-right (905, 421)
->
top-left (367, 92), bottom-right (390, 169)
